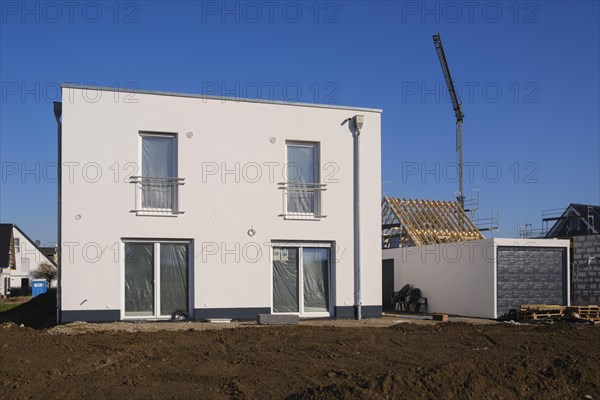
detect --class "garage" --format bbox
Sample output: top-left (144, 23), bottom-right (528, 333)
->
top-left (383, 238), bottom-right (571, 319)
top-left (496, 246), bottom-right (568, 317)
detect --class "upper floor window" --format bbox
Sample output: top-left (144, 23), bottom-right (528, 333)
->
top-left (131, 133), bottom-right (184, 215)
top-left (280, 142), bottom-right (326, 219)
top-left (14, 238), bottom-right (20, 253)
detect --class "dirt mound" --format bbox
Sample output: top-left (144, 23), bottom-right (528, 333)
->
top-left (0, 289), bottom-right (56, 329)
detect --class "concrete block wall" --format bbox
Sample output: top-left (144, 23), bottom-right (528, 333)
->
top-left (572, 234), bottom-right (600, 305)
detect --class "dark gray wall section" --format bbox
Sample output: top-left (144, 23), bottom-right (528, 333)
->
top-left (335, 305), bottom-right (382, 319)
top-left (496, 246), bottom-right (566, 317)
top-left (62, 306), bottom-right (383, 323)
top-left (61, 310), bottom-right (121, 323)
top-left (572, 235), bottom-right (600, 305)
top-left (195, 307), bottom-right (271, 320)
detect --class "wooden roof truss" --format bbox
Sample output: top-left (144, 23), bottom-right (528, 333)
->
top-left (382, 197), bottom-right (484, 247)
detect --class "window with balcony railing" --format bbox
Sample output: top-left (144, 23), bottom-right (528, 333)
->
top-left (131, 133), bottom-right (184, 215)
top-left (280, 142), bottom-right (325, 219)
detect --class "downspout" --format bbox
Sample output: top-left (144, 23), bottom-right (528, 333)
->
top-left (53, 101), bottom-right (62, 324)
top-left (352, 115), bottom-right (364, 320)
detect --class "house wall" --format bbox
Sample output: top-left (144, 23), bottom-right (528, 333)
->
top-left (60, 86), bottom-right (382, 321)
top-left (382, 238), bottom-right (570, 319)
top-left (572, 234), bottom-right (600, 305)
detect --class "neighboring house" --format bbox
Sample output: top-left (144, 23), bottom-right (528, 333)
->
top-left (56, 85), bottom-right (382, 322)
top-left (544, 204), bottom-right (600, 306)
top-left (0, 223), bottom-right (57, 297)
top-left (545, 204), bottom-right (600, 238)
top-left (39, 246), bottom-right (58, 265)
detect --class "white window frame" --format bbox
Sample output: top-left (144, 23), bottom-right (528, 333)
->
top-left (120, 239), bottom-right (193, 320)
top-left (283, 141), bottom-right (324, 220)
top-left (14, 238), bottom-right (20, 253)
top-left (137, 132), bottom-right (179, 215)
top-left (270, 242), bottom-right (332, 318)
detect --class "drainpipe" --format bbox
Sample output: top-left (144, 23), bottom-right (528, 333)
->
top-left (352, 115), bottom-right (364, 320)
top-left (53, 101), bottom-right (62, 324)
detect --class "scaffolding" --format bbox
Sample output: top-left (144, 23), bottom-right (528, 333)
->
top-left (463, 188), bottom-right (499, 235)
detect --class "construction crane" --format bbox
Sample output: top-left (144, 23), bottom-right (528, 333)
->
top-left (433, 33), bottom-right (465, 209)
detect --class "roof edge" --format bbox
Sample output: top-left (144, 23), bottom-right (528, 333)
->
top-left (61, 84), bottom-right (383, 113)
top-left (12, 225), bottom-right (57, 268)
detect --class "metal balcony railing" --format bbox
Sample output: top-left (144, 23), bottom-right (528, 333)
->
top-left (278, 182), bottom-right (327, 219)
top-left (129, 176), bottom-right (185, 215)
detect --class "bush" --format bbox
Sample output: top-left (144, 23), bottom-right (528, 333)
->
top-left (30, 262), bottom-right (57, 285)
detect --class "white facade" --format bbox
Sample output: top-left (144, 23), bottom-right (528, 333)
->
top-left (59, 85), bottom-right (382, 322)
top-left (383, 238), bottom-right (570, 319)
top-left (1, 225), bottom-right (56, 296)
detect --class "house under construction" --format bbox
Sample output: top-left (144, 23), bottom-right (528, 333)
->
top-left (381, 197), bottom-right (571, 318)
top-left (381, 197), bottom-right (484, 248)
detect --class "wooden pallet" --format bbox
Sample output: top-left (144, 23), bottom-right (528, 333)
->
top-left (566, 305), bottom-right (600, 321)
top-left (517, 304), bottom-right (600, 322)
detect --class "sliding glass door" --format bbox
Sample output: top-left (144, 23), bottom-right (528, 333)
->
top-left (302, 248), bottom-right (329, 313)
top-left (272, 246), bottom-right (330, 316)
top-left (124, 241), bottom-right (189, 318)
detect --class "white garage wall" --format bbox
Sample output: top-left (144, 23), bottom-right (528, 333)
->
top-left (383, 238), bottom-right (570, 319)
top-left (384, 239), bottom-right (497, 318)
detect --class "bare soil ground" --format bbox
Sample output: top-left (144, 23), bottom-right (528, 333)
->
top-left (1, 292), bottom-right (599, 399)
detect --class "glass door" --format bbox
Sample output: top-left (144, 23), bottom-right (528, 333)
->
top-left (302, 248), bottom-right (329, 313)
top-left (124, 243), bottom-right (155, 317)
top-left (272, 246), bottom-right (330, 316)
top-left (272, 248), bottom-right (299, 313)
top-left (159, 243), bottom-right (189, 316)
top-left (124, 242), bottom-right (189, 318)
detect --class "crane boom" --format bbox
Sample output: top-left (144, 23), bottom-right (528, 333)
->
top-left (432, 33), bottom-right (465, 208)
top-left (433, 33), bottom-right (463, 122)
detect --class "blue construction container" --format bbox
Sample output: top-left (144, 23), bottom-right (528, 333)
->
top-left (31, 279), bottom-right (47, 298)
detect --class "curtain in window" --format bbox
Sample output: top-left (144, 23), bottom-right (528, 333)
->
top-left (287, 145), bottom-right (315, 214)
top-left (273, 248), bottom-right (299, 313)
top-left (303, 248), bottom-right (329, 312)
top-left (159, 243), bottom-right (189, 316)
top-left (142, 136), bottom-right (174, 209)
top-left (125, 243), bottom-right (154, 316)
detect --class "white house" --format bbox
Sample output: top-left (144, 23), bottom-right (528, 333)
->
top-left (56, 85), bottom-right (382, 322)
top-left (383, 238), bottom-right (571, 318)
top-left (0, 223), bottom-right (57, 297)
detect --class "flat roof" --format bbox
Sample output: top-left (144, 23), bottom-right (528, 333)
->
top-left (62, 84), bottom-right (382, 113)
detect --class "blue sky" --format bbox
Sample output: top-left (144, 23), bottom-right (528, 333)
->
top-left (1, 0), bottom-right (599, 244)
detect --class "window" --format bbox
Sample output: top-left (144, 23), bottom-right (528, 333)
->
top-left (131, 133), bottom-right (184, 215)
top-left (14, 238), bottom-right (20, 253)
top-left (272, 245), bottom-right (331, 316)
top-left (281, 142), bottom-right (325, 218)
top-left (124, 241), bottom-right (190, 318)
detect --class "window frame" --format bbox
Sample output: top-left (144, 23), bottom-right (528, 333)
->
top-left (283, 141), bottom-right (323, 220)
top-left (137, 132), bottom-right (179, 215)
